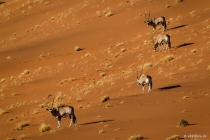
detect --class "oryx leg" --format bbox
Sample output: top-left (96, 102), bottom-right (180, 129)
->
top-left (142, 84), bottom-right (145, 93)
top-left (148, 84), bottom-right (151, 92)
top-left (69, 115), bottom-right (72, 127)
top-left (58, 117), bottom-right (61, 128)
top-left (152, 26), bottom-right (156, 33)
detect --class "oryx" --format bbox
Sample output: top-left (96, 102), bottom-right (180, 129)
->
top-left (46, 98), bottom-right (77, 128)
top-left (136, 69), bottom-right (152, 93)
top-left (144, 12), bottom-right (167, 33)
top-left (152, 34), bottom-right (171, 51)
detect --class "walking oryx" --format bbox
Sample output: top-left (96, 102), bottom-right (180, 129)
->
top-left (152, 34), bottom-right (171, 52)
top-left (144, 12), bottom-right (167, 33)
top-left (136, 69), bottom-right (152, 93)
top-left (46, 98), bottom-right (77, 128)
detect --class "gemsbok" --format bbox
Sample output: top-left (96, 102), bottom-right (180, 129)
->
top-left (46, 98), bottom-right (77, 128)
top-left (144, 12), bottom-right (167, 33)
top-left (152, 34), bottom-right (171, 51)
top-left (136, 69), bottom-right (152, 93)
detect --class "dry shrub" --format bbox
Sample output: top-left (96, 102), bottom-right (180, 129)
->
top-left (74, 46), bottom-right (83, 51)
top-left (0, 108), bottom-right (8, 115)
top-left (101, 95), bottom-right (110, 102)
top-left (15, 120), bottom-right (30, 131)
top-left (18, 134), bottom-right (27, 139)
top-left (166, 135), bottom-right (180, 140)
top-left (128, 134), bottom-right (143, 140)
top-left (178, 119), bottom-right (188, 127)
top-left (99, 128), bottom-right (104, 133)
top-left (143, 62), bottom-right (153, 70)
top-left (20, 70), bottom-right (30, 77)
top-left (191, 49), bottom-right (197, 54)
top-left (39, 123), bottom-right (51, 132)
top-left (161, 55), bottom-right (174, 63)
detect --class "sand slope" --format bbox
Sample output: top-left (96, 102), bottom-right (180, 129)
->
top-left (0, 0), bottom-right (210, 140)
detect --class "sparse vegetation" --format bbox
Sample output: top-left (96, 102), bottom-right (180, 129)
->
top-left (20, 70), bottom-right (30, 77)
top-left (101, 95), bottom-right (110, 102)
top-left (39, 123), bottom-right (51, 132)
top-left (143, 62), bottom-right (153, 70)
top-left (166, 135), bottom-right (180, 140)
top-left (99, 128), bottom-right (104, 133)
top-left (18, 134), bottom-right (27, 139)
top-left (0, 108), bottom-right (8, 115)
top-left (128, 134), bottom-right (143, 140)
top-left (191, 49), bottom-right (197, 54)
top-left (15, 120), bottom-right (30, 131)
top-left (161, 55), bottom-right (174, 63)
top-left (74, 46), bottom-right (83, 51)
top-left (178, 119), bottom-right (188, 127)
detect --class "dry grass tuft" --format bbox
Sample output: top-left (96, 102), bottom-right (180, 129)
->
top-left (101, 95), bottom-right (110, 102)
top-left (191, 49), bottom-right (197, 54)
top-left (39, 123), bottom-right (51, 132)
top-left (178, 119), bottom-right (188, 127)
top-left (99, 128), bottom-right (104, 133)
top-left (143, 62), bottom-right (153, 70)
top-left (18, 134), bottom-right (27, 139)
top-left (20, 70), bottom-right (30, 76)
top-left (128, 134), bottom-right (143, 140)
top-left (166, 135), bottom-right (180, 140)
top-left (106, 103), bottom-right (112, 108)
top-left (15, 120), bottom-right (30, 131)
top-left (74, 46), bottom-right (83, 51)
top-left (161, 55), bottom-right (174, 63)
top-left (0, 108), bottom-right (8, 115)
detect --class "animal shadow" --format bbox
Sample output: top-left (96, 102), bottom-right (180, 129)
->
top-left (80, 120), bottom-right (114, 126)
top-left (167, 25), bottom-right (187, 31)
top-left (158, 84), bottom-right (181, 91)
top-left (176, 43), bottom-right (194, 49)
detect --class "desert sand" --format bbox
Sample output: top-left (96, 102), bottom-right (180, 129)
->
top-left (0, 0), bottom-right (210, 140)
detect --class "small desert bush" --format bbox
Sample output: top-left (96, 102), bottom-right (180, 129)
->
top-left (74, 46), bottom-right (83, 51)
top-left (128, 134), bottom-right (143, 140)
top-left (1, 94), bottom-right (6, 99)
top-left (18, 134), bottom-right (27, 139)
top-left (166, 135), bottom-right (180, 140)
top-left (161, 55), bottom-right (174, 63)
top-left (15, 120), bottom-right (30, 131)
top-left (39, 123), bottom-right (51, 132)
top-left (190, 49), bottom-right (197, 54)
top-left (143, 62), bottom-right (153, 70)
top-left (101, 95), bottom-right (110, 102)
top-left (106, 104), bottom-right (112, 108)
top-left (178, 119), bottom-right (188, 127)
top-left (99, 128), bottom-right (104, 133)
top-left (0, 108), bottom-right (8, 115)
top-left (20, 70), bottom-right (30, 76)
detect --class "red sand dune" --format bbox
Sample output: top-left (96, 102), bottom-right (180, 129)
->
top-left (0, 0), bottom-right (210, 140)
